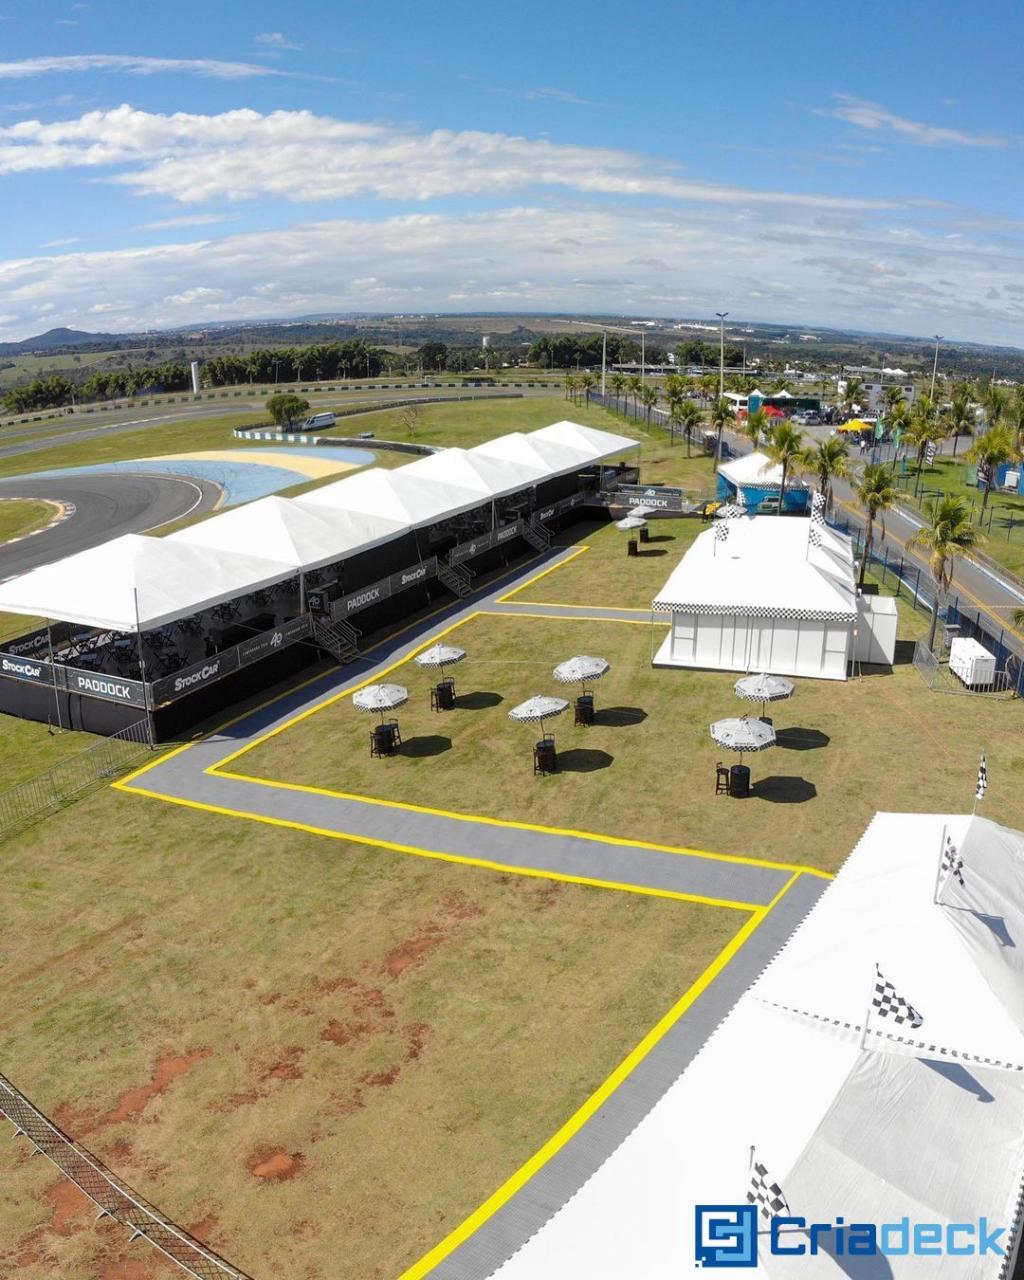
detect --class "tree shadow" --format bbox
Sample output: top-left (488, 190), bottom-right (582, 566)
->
top-left (556, 748), bottom-right (614, 773)
top-left (594, 705), bottom-right (648, 727)
top-left (752, 775), bottom-right (816, 803)
top-left (775, 727), bottom-right (830, 751)
top-left (399, 735), bottom-right (452, 758)
top-left (455, 690), bottom-right (503, 710)
top-left (892, 639), bottom-right (917, 666)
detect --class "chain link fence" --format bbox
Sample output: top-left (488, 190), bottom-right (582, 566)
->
top-left (0, 716), bottom-right (154, 843)
top-left (0, 1074), bottom-right (250, 1279)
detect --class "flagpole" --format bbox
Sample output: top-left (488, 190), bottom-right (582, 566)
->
top-left (933, 822), bottom-right (948, 905)
top-left (973, 747), bottom-right (986, 815)
top-left (860, 965), bottom-right (875, 1052)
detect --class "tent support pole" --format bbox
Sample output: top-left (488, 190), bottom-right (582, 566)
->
top-left (133, 588), bottom-right (154, 744)
top-left (933, 822), bottom-right (948, 905)
top-left (859, 971), bottom-right (873, 1052)
top-left (46, 621), bottom-right (63, 732)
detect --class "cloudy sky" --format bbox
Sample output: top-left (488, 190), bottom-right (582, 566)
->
top-left (1, 0), bottom-right (1022, 345)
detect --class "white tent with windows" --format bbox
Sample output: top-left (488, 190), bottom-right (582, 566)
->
top-left (652, 516), bottom-right (859, 680)
top-left (492, 812), bottom-right (1024, 1279)
top-left (171, 495), bottom-right (404, 572)
top-left (0, 533), bottom-right (295, 632)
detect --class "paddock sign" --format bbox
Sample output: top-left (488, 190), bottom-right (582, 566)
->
top-left (606, 483), bottom-right (685, 511)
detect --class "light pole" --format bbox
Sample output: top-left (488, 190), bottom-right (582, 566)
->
top-left (716, 312), bottom-right (729, 400)
top-left (930, 335), bottom-right (941, 400)
top-left (640, 330), bottom-right (646, 383)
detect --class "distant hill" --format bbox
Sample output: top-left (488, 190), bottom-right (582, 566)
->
top-left (0, 327), bottom-right (119, 355)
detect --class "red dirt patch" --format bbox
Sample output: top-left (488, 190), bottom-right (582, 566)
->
top-left (381, 891), bottom-right (485, 979)
top-left (104, 1050), bottom-right (211, 1127)
top-left (47, 1179), bottom-right (92, 1236)
top-left (262, 1045), bottom-right (305, 1082)
top-left (247, 1147), bottom-right (304, 1181)
top-left (186, 1214), bottom-right (219, 1244)
top-left (99, 1260), bottom-right (161, 1280)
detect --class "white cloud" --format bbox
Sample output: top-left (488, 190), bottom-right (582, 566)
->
top-left (0, 104), bottom-right (910, 212)
top-left (0, 204), bottom-right (1019, 345)
top-left (0, 54), bottom-right (291, 80)
top-left (40, 235), bottom-right (80, 247)
top-left (254, 32), bottom-right (303, 50)
top-left (134, 212), bottom-right (238, 230)
top-left (826, 94), bottom-right (1010, 148)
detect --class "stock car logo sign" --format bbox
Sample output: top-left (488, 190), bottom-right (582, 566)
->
top-left (696, 1205), bottom-right (758, 1267)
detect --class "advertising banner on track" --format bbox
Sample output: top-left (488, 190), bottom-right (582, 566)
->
top-left (0, 652), bottom-right (55, 686)
top-left (63, 667), bottom-right (148, 707)
top-left (332, 557), bottom-right (439, 620)
top-left (237, 615), bottom-right (311, 665)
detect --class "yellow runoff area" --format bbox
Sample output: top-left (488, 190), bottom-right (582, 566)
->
top-left (149, 448), bottom-right (359, 480)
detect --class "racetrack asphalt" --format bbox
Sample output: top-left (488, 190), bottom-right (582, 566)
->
top-left (0, 472), bottom-right (222, 577)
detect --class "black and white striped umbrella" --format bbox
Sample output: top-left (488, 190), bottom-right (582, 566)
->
top-left (710, 716), bottom-right (776, 755)
top-left (714, 503), bottom-right (746, 519)
top-left (352, 683), bottom-right (409, 721)
top-left (553, 655), bottom-right (610, 693)
top-left (414, 643), bottom-right (467, 678)
top-left (509, 695), bottom-right (569, 736)
top-left (615, 515), bottom-right (647, 531)
top-left (734, 672), bottom-right (794, 719)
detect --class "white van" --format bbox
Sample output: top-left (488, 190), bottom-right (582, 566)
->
top-left (302, 411), bottom-right (336, 429)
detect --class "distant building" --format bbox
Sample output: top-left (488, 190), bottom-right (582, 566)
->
top-left (841, 366), bottom-right (916, 413)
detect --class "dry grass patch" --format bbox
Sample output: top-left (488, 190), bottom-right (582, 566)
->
top-left (0, 786), bottom-right (737, 1279)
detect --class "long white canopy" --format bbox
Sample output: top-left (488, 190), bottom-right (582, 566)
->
top-left (530, 419), bottom-right (638, 462)
top-left (492, 812), bottom-right (1024, 1279)
top-left (171, 494), bottom-right (404, 572)
top-left (400, 447), bottom-right (544, 499)
top-left (469, 431), bottom-right (598, 478)
top-left (0, 533), bottom-right (295, 632)
top-left (297, 466), bottom-right (484, 528)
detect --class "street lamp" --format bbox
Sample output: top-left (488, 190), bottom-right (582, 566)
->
top-left (715, 312), bottom-right (729, 400)
top-left (930, 335), bottom-right (942, 400)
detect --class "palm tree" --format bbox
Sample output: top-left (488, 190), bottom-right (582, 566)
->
top-left (698, 372), bottom-right (718, 406)
top-left (908, 495), bottom-right (983, 653)
top-left (883, 384), bottom-right (905, 415)
top-left (802, 437), bottom-right (850, 513)
top-left (578, 371), bottom-right (596, 404)
top-left (679, 400), bottom-right (702, 457)
top-left (762, 421), bottom-right (805, 511)
top-left (979, 381), bottom-right (1009, 430)
top-left (564, 373), bottom-right (578, 404)
top-left (742, 407), bottom-right (769, 451)
top-left (639, 383), bottom-right (660, 425)
top-left (626, 374), bottom-right (643, 418)
top-left (608, 372), bottom-right (626, 413)
top-left (1004, 384), bottom-right (1024, 454)
top-left (709, 397), bottom-right (733, 464)
top-left (664, 379), bottom-right (685, 446)
top-left (967, 426), bottom-right (1017, 509)
top-left (841, 376), bottom-right (864, 413)
top-left (854, 464), bottom-right (898, 588)
top-left (945, 384), bottom-right (975, 458)
top-left (903, 406), bottom-right (944, 494)
top-left (770, 377), bottom-right (792, 394)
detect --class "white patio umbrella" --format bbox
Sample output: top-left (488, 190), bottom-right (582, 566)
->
top-left (414, 643), bottom-right (467, 680)
top-left (710, 716), bottom-right (776, 758)
top-left (734, 672), bottom-right (794, 719)
top-left (615, 515), bottom-right (647, 531)
top-left (352, 683), bottom-right (409, 722)
top-left (553, 655), bottom-right (610, 694)
top-left (509, 694), bottom-right (569, 737)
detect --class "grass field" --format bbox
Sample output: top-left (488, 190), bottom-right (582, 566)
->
top-left (237, 599), bottom-right (1022, 873)
top-left (0, 499), bottom-right (55, 544)
top-left (0, 713), bottom-right (96, 789)
top-left (0, 784), bottom-right (738, 1280)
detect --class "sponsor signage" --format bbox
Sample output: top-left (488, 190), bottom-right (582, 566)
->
top-left (608, 483), bottom-right (685, 511)
top-left (4, 628), bottom-right (51, 657)
top-left (333, 558), bottom-right (439, 620)
top-left (449, 522), bottom-right (523, 565)
top-left (237, 615), bottom-right (310, 665)
top-left (65, 668), bottom-right (148, 706)
top-left (152, 650), bottom-right (240, 704)
top-left (0, 652), bottom-right (53, 685)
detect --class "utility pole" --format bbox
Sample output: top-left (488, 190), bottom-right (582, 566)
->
top-left (601, 330), bottom-right (607, 397)
top-left (716, 311), bottom-right (729, 400)
top-left (930, 335), bottom-right (942, 400)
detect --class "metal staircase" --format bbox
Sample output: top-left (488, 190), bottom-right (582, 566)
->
top-left (437, 559), bottom-right (474, 598)
top-left (522, 518), bottom-right (551, 552)
top-left (311, 616), bottom-right (361, 665)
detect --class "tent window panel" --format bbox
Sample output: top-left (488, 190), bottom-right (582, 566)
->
top-left (824, 624), bottom-right (851, 656)
top-left (672, 613), bottom-right (697, 662)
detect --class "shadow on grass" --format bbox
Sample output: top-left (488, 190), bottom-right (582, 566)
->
top-left (637, 548), bottom-right (668, 557)
top-left (594, 705), bottom-right (648, 728)
top-left (645, 534), bottom-right (676, 544)
top-left (776, 727), bottom-right (830, 751)
top-left (893, 639), bottom-right (917, 666)
top-left (556, 748), bottom-right (614, 773)
top-left (752, 775), bottom-right (816, 803)
top-left (399, 735), bottom-right (452, 758)
top-left (455, 690), bottom-right (503, 710)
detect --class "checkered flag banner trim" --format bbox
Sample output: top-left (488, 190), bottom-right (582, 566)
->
top-left (808, 523), bottom-right (824, 548)
top-left (715, 520), bottom-right (730, 544)
top-left (872, 965), bottom-right (923, 1029)
top-left (940, 833), bottom-right (965, 888)
top-left (977, 752), bottom-right (988, 801)
top-left (811, 490), bottom-right (826, 521)
top-left (747, 1151), bottom-right (790, 1221)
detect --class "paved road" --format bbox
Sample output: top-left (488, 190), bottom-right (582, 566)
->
top-left (0, 472), bottom-right (221, 577)
top-left (117, 553), bottom-right (828, 1280)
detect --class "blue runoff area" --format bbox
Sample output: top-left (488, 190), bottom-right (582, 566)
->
top-left (18, 446), bottom-right (377, 508)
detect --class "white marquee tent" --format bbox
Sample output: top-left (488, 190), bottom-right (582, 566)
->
top-left (0, 533), bottom-right (296, 633)
top-left (469, 431), bottom-right (596, 479)
top-left (492, 812), bottom-right (1024, 1279)
top-left (653, 516), bottom-right (859, 680)
top-left (718, 449), bottom-right (810, 499)
top-left (400, 446), bottom-right (546, 498)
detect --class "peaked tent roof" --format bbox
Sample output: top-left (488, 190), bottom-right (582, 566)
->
top-left (652, 515), bottom-right (857, 622)
top-left (400, 447), bottom-right (544, 498)
top-left (529, 420), bottom-right (637, 461)
top-left (170, 495), bottom-right (404, 572)
top-left (468, 431), bottom-right (595, 478)
top-left (296, 466), bottom-right (484, 528)
top-left (718, 449), bottom-right (809, 491)
top-left (0, 533), bottom-right (295, 632)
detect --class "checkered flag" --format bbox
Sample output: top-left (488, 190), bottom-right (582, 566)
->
top-left (807, 490), bottom-right (826, 550)
top-left (940, 833), bottom-right (965, 889)
top-left (976, 752), bottom-right (987, 801)
top-left (715, 520), bottom-right (730, 545)
top-left (872, 965), bottom-right (923, 1029)
top-left (747, 1148), bottom-right (790, 1221)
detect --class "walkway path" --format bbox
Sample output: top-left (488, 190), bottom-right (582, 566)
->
top-left (116, 549), bottom-right (829, 1280)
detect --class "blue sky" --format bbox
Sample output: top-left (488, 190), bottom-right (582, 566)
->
top-left (0, 0), bottom-right (1022, 345)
